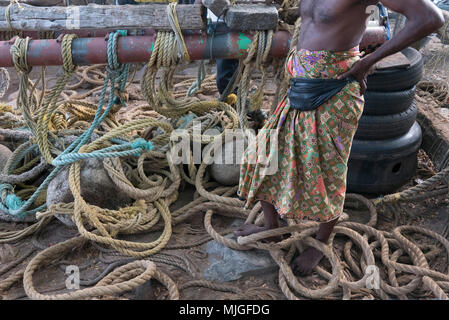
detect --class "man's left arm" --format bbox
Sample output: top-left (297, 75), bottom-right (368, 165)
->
top-left (339, 0), bottom-right (444, 93)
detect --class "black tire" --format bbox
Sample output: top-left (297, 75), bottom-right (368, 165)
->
top-left (347, 122), bottom-right (422, 195)
top-left (363, 86), bottom-right (416, 115)
top-left (367, 47), bottom-right (423, 92)
top-left (354, 101), bottom-right (417, 140)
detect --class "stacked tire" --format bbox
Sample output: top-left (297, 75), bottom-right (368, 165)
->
top-left (347, 47), bottom-right (424, 195)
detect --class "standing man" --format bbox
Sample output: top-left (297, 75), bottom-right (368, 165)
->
top-left (236, 0), bottom-right (444, 275)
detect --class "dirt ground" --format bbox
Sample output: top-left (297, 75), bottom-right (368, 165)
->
top-left (0, 34), bottom-right (449, 301)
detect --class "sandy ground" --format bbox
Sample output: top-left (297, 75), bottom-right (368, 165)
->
top-left (0, 34), bottom-right (448, 300)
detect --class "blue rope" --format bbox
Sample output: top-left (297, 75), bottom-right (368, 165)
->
top-left (0, 30), bottom-right (145, 218)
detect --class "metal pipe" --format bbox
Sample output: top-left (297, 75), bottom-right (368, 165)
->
top-left (0, 28), bottom-right (387, 67)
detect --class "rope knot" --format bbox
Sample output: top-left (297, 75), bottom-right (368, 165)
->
top-left (0, 183), bottom-right (24, 213)
top-left (131, 138), bottom-right (154, 152)
top-left (10, 36), bottom-right (32, 74)
top-left (61, 34), bottom-right (77, 74)
top-left (5, 193), bottom-right (24, 210)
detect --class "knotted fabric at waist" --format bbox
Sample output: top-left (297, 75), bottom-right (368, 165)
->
top-left (288, 76), bottom-right (357, 111)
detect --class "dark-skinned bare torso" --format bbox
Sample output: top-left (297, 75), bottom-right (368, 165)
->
top-left (298, 0), bottom-right (378, 52)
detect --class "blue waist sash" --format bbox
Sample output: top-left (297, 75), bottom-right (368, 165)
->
top-left (288, 76), bottom-right (356, 111)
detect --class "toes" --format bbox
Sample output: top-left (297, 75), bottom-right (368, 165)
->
top-left (234, 224), bottom-right (253, 237)
top-left (234, 230), bottom-right (245, 237)
top-left (234, 224), bottom-right (249, 234)
top-left (298, 266), bottom-right (312, 276)
top-left (236, 224), bottom-right (248, 231)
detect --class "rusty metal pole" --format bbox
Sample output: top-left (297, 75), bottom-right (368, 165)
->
top-left (0, 28), bottom-right (386, 67)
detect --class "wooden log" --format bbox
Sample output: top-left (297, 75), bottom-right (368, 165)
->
top-left (224, 4), bottom-right (278, 30)
top-left (0, 0), bottom-right (95, 6)
top-left (202, 0), bottom-right (230, 18)
top-left (0, 3), bottom-right (207, 31)
top-left (1, 0), bottom-right (55, 5)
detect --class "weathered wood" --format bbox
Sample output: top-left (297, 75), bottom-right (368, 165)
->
top-left (0, 0), bottom-right (94, 6)
top-left (201, 0), bottom-right (267, 17)
top-left (224, 4), bottom-right (278, 31)
top-left (0, 3), bottom-right (207, 31)
top-left (202, 0), bottom-right (230, 17)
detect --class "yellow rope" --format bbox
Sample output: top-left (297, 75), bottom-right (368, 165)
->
top-left (36, 34), bottom-right (77, 164)
top-left (167, 2), bottom-right (190, 63)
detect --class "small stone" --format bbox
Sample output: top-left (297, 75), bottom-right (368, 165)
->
top-left (203, 237), bottom-right (278, 282)
top-left (46, 158), bottom-right (133, 228)
top-left (202, 0), bottom-right (230, 18)
top-left (0, 208), bottom-right (36, 223)
top-left (210, 137), bottom-right (247, 186)
top-left (224, 5), bottom-right (278, 31)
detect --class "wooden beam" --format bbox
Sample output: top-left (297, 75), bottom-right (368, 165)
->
top-left (0, 3), bottom-right (207, 31)
top-left (0, 0), bottom-right (65, 5)
top-left (224, 4), bottom-right (278, 30)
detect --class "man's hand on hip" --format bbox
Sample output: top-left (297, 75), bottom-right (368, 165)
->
top-left (337, 56), bottom-right (375, 95)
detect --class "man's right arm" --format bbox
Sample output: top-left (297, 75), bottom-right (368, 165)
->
top-left (338, 0), bottom-right (444, 93)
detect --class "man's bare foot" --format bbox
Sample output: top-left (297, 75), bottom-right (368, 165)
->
top-left (234, 224), bottom-right (282, 243)
top-left (291, 247), bottom-right (324, 276)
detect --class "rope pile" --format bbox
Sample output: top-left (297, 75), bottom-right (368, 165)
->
top-left (0, 4), bottom-right (447, 300)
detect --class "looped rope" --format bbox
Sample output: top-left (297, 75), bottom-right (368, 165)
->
top-left (0, 67), bottom-right (10, 99)
top-left (10, 36), bottom-right (31, 74)
top-left (235, 30), bottom-right (274, 129)
top-left (61, 34), bottom-right (77, 74)
top-left (10, 36), bottom-right (39, 137)
top-left (52, 30), bottom-right (131, 165)
top-left (37, 33), bottom-right (78, 164)
top-left (105, 30), bottom-right (130, 105)
top-left (166, 2), bottom-right (190, 63)
top-left (0, 31), bottom-right (132, 218)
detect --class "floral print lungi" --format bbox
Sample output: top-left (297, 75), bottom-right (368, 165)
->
top-left (237, 47), bottom-right (365, 222)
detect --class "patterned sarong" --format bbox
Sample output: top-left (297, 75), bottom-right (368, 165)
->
top-left (237, 47), bottom-right (365, 222)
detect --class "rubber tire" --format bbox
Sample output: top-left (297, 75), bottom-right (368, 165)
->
top-left (347, 122), bottom-right (422, 195)
top-left (366, 47), bottom-right (423, 92)
top-left (354, 101), bottom-right (417, 140)
top-left (363, 86), bottom-right (416, 115)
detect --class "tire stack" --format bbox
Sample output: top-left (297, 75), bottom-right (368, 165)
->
top-left (347, 47), bottom-right (424, 195)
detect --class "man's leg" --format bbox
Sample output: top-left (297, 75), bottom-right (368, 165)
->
top-left (235, 200), bottom-right (281, 242)
top-left (292, 217), bottom-right (339, 276)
